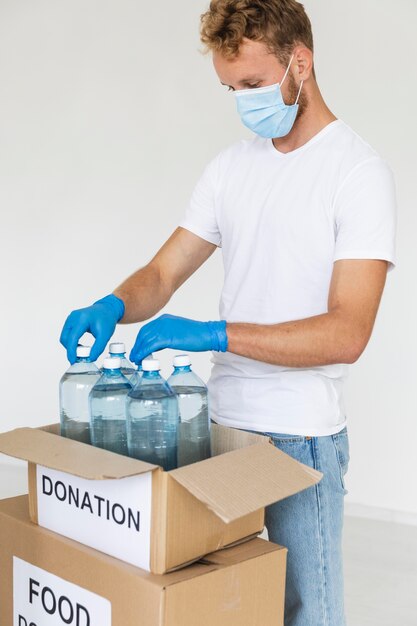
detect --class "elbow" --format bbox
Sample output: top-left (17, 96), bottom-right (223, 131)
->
top-left (345, 349), bottom-right (361, 365)
top-left (344, 336), bottom-right (369, 364)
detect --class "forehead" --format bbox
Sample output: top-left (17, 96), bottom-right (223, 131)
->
top-left (213, 38), bottom-right (281, 84)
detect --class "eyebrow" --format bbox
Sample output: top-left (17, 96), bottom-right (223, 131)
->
top-left (220, 77), bottom-right (262, 87)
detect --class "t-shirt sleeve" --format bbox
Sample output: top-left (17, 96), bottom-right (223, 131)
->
top-left (179, 155), bottom-right (222, 247)
top-left (333, 157), bottom-right (397, 271)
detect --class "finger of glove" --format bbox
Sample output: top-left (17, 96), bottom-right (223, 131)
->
top-left (130, 333), bottom-right (166, 364)
top-left (134, 326), bottom-right (160, 349)
top-left (65, 319), bottom-right (91, 364)
top-left (135, 337), bottom-right (167, 363)
top-left (89, 327), bottom-right (113, 363)
top-left (60, 312), bottom-right (77, 349)
top-left (60, 322), bottom-right (71, 350)
top-left (129, 323), bottom-right (158, 363)
top-left (129, 331), bottom-right (144, 364)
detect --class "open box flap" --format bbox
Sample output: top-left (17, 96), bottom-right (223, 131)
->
top-left (0, 428), bottom-right (158, 479)
top-left (170, 442), bottom-right (322, 523)
top-left (210, 423), bottom-right (270, 455)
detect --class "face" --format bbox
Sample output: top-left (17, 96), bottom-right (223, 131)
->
top-left (213, 38), bottom-right (308, 118)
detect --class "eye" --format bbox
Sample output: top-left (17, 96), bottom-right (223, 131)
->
top-left (227, 85), bottom-right (235, 92)
top-left (247, 83), bottom-right (260, 89)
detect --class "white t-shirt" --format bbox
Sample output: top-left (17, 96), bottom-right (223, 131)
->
top-left (179, 120), bottom-right (397, 436)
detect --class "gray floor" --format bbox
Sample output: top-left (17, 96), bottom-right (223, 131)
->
top-left (343, 515), bottom-right (417, 626)
top-left (1, 461), bottom-right (416, 624)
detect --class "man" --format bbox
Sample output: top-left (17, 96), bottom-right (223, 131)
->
top-left (60, 1), bottom-right (396, 624)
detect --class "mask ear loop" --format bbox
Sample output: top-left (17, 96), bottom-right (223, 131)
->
top-left (279, 54), bottom-right (295, 87)
top-left (295, 80), bottom-right (304, 104)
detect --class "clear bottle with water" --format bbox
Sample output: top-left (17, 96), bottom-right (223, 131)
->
top-left (167, 354), bottom-right (211, 466)
top-left (90, 357), bottom-right (132, 456)
top-left (126, 359), bottom-right (180, 470)
top-left (59, 345), bottom-right (100, 444)
top-left (108, 342), bottom-right (136, 380)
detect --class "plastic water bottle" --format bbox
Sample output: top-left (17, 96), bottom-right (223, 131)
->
top-left (167, 354), bottom-right (211, 466)
top-left (126, 359), bottom-right (180, 470)
top-left (108, 342), bottom-right (136, 380)
top-left (90, 357), bottom-right (132, 456)
top-left (59, 345), bottom-right (100, 444)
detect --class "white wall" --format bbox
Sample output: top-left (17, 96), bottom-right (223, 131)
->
top-left (0, 0), bottom-right (415, 518)
top-left (303, 0), bottom-right (417, 520)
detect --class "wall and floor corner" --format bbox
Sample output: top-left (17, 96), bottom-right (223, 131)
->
top-left (0, 0), bottom-right (416, 527)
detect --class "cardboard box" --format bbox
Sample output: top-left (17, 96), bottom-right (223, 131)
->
top-left (0, 495), bottom-right (288, 626)
top-left (0, 423), bottom-right (321, 574)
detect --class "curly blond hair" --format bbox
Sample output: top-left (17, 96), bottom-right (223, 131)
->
top-left (200, 0), bottom-right (314, 64)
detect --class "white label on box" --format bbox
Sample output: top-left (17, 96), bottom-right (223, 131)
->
top-left (36, 465), bottom-right (152, 570)
top-left (13, 557), bottom-right (111, 626)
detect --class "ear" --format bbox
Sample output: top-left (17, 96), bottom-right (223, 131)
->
top-left (293, 46), bottom-right (314, 81)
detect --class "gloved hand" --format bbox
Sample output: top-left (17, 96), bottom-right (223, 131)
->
top-left (129, 314), bottom-right (228, 364)
top-left (60, 294), bottom-right (125, 364)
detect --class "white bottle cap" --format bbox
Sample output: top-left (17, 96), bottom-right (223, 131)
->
top-left (109, 342), bottom-right (125, 354)
top-left (76, 345), bottom-right (91, 358)
top-left (142, 358), bottom-right (160, 372)
top-left (103, 357), bottom-right (121, 370)
top-left (173, 354), bottom-right (191, 367)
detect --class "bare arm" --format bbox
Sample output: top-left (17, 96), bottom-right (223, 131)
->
top-left (226, 259), bottom-right (389, 366)
top-left (114, 227), bottom-right (217, 324)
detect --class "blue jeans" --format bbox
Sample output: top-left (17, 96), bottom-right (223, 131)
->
top-left (250, 426), bottom-right (350, 626)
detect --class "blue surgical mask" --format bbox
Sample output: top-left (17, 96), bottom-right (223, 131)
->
top-left (234, 54), bottom-right (303, 139)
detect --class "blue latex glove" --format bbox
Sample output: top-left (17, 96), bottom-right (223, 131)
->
top-left (129, 314), bottom-right (228, 364)
top-left (60, 294), bottom-right (125, 364)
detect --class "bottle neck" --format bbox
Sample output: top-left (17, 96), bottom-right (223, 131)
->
top-left (142, 370), bottom-right (161, 379)
top-left (110, 352), bottom-right (125, 358)
top-left (103, 368), bottom-right (121, 377)
top-left (173, 365), bottom-right (192, 373)
top-left (76, 356), bottom-right (91, 363)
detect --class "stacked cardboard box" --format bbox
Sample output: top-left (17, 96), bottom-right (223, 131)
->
top-left (0, 422), bottom-right (322, 625)
top-left (1, 495), bottom-right (287, 626)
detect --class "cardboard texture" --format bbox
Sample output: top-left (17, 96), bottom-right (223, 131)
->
top-left (0, 423), bottom-right (322, 574)
top-left (0, 495), bottom-right (287, 626)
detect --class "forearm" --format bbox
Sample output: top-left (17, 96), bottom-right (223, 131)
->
top-left (226, 310), bottom-right (363, 367)
top-left (113, 262), bottom-right (172, 324)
